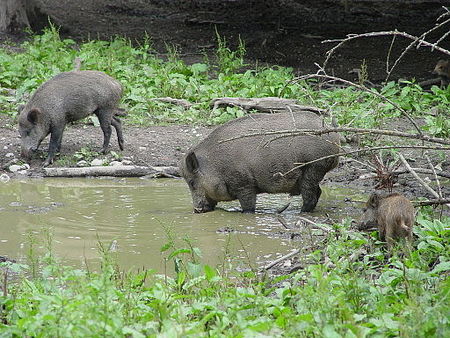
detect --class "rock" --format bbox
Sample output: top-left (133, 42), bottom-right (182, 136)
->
top-left (5, 153), bottom-right (14, 158)
top-left (22, 163), bottom-right (30, 170)
top-left (90, 159), bottom-right (104, 166)
top-left (17, 170), bottom-right (28, 175)
top-left (0, 173), bottom-right (10, 183)
top-left (76, 160), bottom-right (88, 167)
top-left (109, 161), bottom-right (123, 166)
top-left (121, 160), bottom-right (133, 165)
top-left (8, 165), bottom-right (22, 173)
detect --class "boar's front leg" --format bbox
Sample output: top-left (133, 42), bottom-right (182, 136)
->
top-left (96, 109), bottom-right (113, 154)
top-left (43, 127), bottom-right (64, 167)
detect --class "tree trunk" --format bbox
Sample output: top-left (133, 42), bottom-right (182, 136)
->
top-left (0, 0), bottom-right (30, 33)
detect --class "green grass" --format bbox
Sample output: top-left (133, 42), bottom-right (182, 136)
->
top-left (0, 25), bottom-right (449, 136)
top-left (0, 211), bottom-right (448, 337)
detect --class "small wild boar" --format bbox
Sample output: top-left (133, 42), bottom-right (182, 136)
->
top-left (180, 111), bottom-right (340, 213)
top-left (18, 70), bottom-right (125, 166)
top-left (360, 192), bottom-right (415, 250)
top-left (432, 59), bottom-right (450, 88)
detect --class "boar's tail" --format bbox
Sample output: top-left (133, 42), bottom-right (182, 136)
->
top-left (114, 108), bottom-right (127, 117)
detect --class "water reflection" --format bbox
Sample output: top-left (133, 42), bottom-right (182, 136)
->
top-left (0, 178), bottom-right (360, 272)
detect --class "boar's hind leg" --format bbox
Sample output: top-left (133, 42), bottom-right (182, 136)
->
top-left (237, 190), bottom-right (257, 213)
top-left (111, 116), bottom-right (124, 151)
top-left (300, 167), bottom-right (323, 212)
top-left (96, 109), bottom-right (113, 153)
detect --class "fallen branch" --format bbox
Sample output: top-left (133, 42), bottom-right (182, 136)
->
top-left (210, 97), bottom-right (327, 115)
top-left (43, 165), bottom-right (180, 178)
top-left (263, 248), bottom-right (302, 271)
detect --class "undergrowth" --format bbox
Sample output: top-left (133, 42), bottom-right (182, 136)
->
top-left (0, 25), bottom-right (449, 136)
top-left (0, 211), bottom-right (448, 336)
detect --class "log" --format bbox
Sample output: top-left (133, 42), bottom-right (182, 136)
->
top-left (210, 97), bottom-right (327, 115)
top-left (43, 165), bottom-right (180, 178)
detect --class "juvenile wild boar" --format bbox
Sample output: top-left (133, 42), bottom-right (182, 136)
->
top-left (360, 192), bottom-right (415, 250)
top-left (180, 111), bottom-right (340, 213)
top-left (432, 59), bottom-right (450, 88)
top-left (18, 70), bottom-right (125, 166)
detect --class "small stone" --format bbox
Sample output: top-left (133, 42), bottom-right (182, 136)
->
top-left (139, 146), bottom-right (147, 151)
top-left (8, 164), bottom-right (22, 173)
top-left (77, 160), bottom-right (88, 167)
top-left (22, 163), bottom-right (30, 170)
top-left (90, 159), bottom-right (104, 166)
top-left (17, 170), bottom-right (28, 175)
top-left (5, 153), bottom-right (14, 158)
top-left (121, 160), bottom-right (132, 165)
top-left (109, 161), bottom-right (122, 166)
top-left (3, 146), bottom-right (8, 150)
top-left (0, 173), bottom-right (10, 183)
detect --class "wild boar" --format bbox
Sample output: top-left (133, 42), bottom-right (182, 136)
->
top-left (432, 59), bottom-right (450, 88)
top-left (180, 111), bottom-right (340, 213)
top-left (360, 192), bottom-right (415, 250)
top-left (18, 70), bottom-right (125, 166)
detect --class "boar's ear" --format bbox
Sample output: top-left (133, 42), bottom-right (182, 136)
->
top-left (185, 151), bottom-right (199, 173)
top-left (27, 108), bottom-right (42, 125)
top-left (367, 192), bottom-right (380, 208)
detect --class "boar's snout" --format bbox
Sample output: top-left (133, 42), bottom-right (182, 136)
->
top-left (193, 204), bottom-right (215, 213)
top-left (20, 146), bottom-right (35, 159)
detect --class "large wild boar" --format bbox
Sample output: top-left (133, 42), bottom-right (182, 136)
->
top-left (18, 70), bottom-right (125, 166)
top-left (360, 192), bottom-right (415, 250)
top-left (180, 111), bottom-right (340, 213)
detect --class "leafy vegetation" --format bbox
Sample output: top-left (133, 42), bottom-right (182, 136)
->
top-left (0, 211), bottom-right (448, 336)
top-left (0, 26), bottom-right (449, 135)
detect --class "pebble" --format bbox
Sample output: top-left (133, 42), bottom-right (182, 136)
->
top-left (139, 146), bottom-right (147, 151)
top-left (5, 153), bottom-right (14, 158)
top-left (0, 173), bottom-right (10, 183)
top-left (90, 159), bottom-right (104, 166)
top-left (121, 160), bottom-right (133, 165)
top-left (8, 164), bottom-right (23, 173)
top-left (76, 160), bottom-right (88, 167)
top-left (109, 161), bottom-right (123, 166)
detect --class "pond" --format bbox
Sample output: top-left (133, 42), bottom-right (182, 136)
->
top-left (0, 178), bottom-right (362, 273)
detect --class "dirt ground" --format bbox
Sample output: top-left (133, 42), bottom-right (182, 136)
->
top-left (1, 1), bottom-right (448, 206)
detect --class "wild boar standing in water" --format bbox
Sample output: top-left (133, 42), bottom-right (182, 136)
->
top-left (180, 111), bottom-right (340, 213)
top-left (18, 70), bottom-right (125, 166)
top-left (360, 191), bottom-right (415, 250)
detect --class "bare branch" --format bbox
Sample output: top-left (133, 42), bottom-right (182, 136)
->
top-left (279, 145), bottom-right (450, 177)
top-left (322, 29), bottom-right (450, 73)
top-left (398, 154), bottom-right (449, 208)
top-left (293, 74), bottom-right (422, 134)
top-left (220, 126), bottom-right (450, 146)
top-left (414, 198), bottom-right (450, 207)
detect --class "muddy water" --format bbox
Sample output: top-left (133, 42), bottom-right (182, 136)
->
top-left (0, 178), bottom-right (361, 272)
